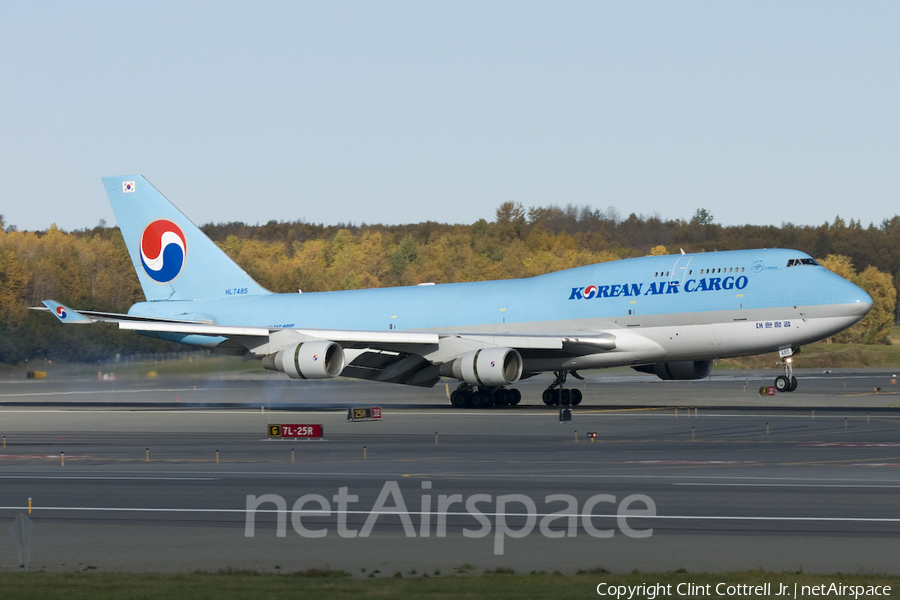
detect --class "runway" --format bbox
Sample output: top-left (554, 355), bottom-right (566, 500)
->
top-left (1, 370), bottom-right (899, 574)
top-left (3, 367), bottom-right (900, 408)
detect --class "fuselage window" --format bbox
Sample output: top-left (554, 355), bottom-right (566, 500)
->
top-left (787, 258), bottom-right (819, 267)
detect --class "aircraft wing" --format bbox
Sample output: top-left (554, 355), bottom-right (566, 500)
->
top-left (112, 320), bottom-right (615, 356)
top-left (115, 321), bottom-right (616, 387)
top-left (38, 300), bottom-right (617, 387)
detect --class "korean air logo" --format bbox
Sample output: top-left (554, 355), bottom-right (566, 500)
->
top-left (140, 220), bottom-right (187, 283)
top-left (56, 306), bottom-right (67, 319)
top-left (583, 285), bottom-right (598, 299)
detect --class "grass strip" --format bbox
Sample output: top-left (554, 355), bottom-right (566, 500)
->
top-left (0, 568), bottom-right (898, 600)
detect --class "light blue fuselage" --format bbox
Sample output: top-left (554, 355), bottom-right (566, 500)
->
top-left (130, 248), bottom-right (871, 365)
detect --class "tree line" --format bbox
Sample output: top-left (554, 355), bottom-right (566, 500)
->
top-left (0, 205), bottom-right (896, 365)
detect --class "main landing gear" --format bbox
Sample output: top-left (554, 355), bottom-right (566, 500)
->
top-left (774, 352), bottom-right (798, 392)
top-left (449, 383), bottom-right (522, 409)
top-left (541, 371), bottom-right (583, 406)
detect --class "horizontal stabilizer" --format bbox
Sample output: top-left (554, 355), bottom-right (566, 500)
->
top-left (34, 302), bottom-right (214, 326)
top-left (39, 301), bottom-right (94, 324)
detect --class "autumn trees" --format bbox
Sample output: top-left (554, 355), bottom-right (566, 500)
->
top-left (818, 255), bottom-right (896, 344)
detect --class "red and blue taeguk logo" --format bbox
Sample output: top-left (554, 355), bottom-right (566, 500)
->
top-left (140, 220), bottom-right (187, 283)
top-left (56, 306), bottom-right (67, 319)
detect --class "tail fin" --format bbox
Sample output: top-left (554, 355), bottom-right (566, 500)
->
top-left (101, 175), bottom-right (269, 301)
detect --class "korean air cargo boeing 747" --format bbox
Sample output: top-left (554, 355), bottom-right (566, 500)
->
top-left (41, 175), bottom-right (873, 407)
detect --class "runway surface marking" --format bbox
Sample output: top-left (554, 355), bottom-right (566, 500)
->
top-left (0, 388), bottom-right (217, 398)
top-left (0, 409), bottom-right (297, 415)
top-left (672, 482), bottom-right (900, 488)
top-left (7, 468), bottom-right (900, 484)
top-left (0, 475), bottom-right (218, 481)
top-left (625, 461), bottom-right (758, 465)
top-left (807, 442), bottom-right (900, 447)
top-left (0, 506), bottom-right (897, 523)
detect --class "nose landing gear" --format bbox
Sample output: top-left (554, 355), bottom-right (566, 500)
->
top-left (774, 352), bottom-right (798, 392)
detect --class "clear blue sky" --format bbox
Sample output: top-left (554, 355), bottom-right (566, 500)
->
top-left (1, 1), bottom-right (898, 232)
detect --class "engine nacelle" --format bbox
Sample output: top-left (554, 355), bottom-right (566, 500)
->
top-left (441, 347), bottom-right (523, 387)
top-left (633, 360), bottom-right (713, 381)
top-left (262, 341), bottom-right (345, 379)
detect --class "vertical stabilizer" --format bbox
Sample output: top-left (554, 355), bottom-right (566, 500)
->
top-left (101, 175), bottom-right (269, 301)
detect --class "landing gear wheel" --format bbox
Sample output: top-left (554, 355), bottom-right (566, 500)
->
top-left (788, 376), bottom-right (798, 392)
top-left (471, 390), bottom-right (493, 408)
top-left (509, 389), bottom-right (522, 405)
top-left (450, 390), bottom-right (470, 408)
top-left (774, 375), bottom-right (790, 392)
top-left (542, 370), bottom-right (570, 407)
top-left (495, 389), bottom-right (510, 406)
top-left (560, 389), bottom-right (571, 405)
top-left (571, 389), bottom-right (583, 406)
top-left (542, 389), bottom-right (556, 405)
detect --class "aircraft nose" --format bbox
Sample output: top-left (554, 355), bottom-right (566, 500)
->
top-left (850, 286), bottom-right (873, 317)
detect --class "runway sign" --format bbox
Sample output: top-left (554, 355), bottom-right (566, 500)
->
top-left (268, 424), bottom-right (323, 438)
top-left (348, 407), bottom-right (383, 421)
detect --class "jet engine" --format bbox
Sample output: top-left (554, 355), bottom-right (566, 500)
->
top-left (262, 341), bottom-right (345, 379)
top-left (633, 360), bottom-right (713, 381)
top-left (440, 347), bottom-right (523, 386)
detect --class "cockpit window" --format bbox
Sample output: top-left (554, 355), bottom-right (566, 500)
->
top-left (786, 258), bottom-right (819, 267)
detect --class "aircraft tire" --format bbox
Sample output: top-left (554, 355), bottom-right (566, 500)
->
top-left (774, 376), bottom-right (790, 392)
top-left (495, 389), bottom-right (510, 406)
top-left (788, 376), bottom-right (798, 392)
top-left (571, 389), bottom-right (583, 405)
top-left (450, 390), bottom-right (469, 408)
top-left (542, 390), bottom-right (555, 405)
top-left (471, 391), bottom-right (492, 408)
top-left (560, 389), bottom-right (571, 405)
top-left (510, 389), bottom-right (522, 405)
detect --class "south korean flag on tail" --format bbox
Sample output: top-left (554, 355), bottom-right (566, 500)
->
top-left (122, 181), bottom-right (136, 193)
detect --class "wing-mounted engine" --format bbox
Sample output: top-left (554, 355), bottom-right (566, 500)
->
top-left (633, 360), bottom-right (713, 381)
top-left (439, 347), bottom-right (523, 386)
top-left (262, 340), bottom-right (345, 379)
